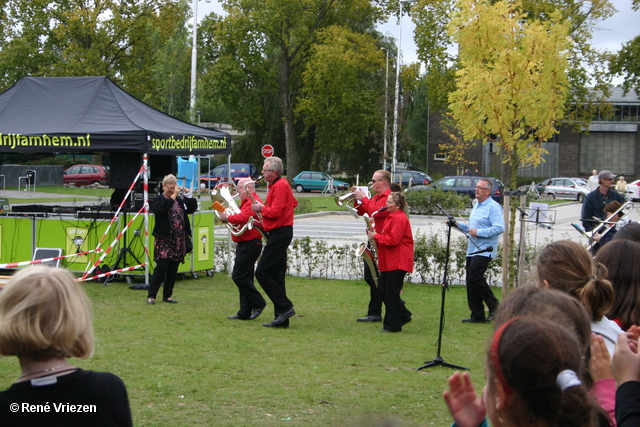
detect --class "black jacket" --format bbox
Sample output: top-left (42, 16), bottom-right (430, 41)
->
top-left (152, 194), bottom-right (198, 239)
top-left (581, 188), bottom-right (624, 232)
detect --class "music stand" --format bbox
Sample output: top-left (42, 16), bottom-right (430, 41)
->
top-left (418, 205), bottom-right (469, 371)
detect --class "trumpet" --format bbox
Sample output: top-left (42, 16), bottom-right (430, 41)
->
top-left (210, 183), bottom-right (254, 236)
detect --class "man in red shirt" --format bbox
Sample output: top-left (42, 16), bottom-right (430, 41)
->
top-left (218, 178), bottom-right (266, 321)
top-left (252, 157), bottom-right (298, 328)
top-left (352, 170), bottom-right (392, 322)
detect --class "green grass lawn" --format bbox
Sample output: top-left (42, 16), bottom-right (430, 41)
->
top-left (0, 275), bottom-right (494, 426)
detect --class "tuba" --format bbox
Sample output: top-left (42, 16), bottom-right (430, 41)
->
top-left (210, 183), bottom-right (254, 236)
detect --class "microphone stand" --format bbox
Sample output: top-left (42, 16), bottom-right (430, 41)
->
top-left (418, 205), bottom-right (469, 371)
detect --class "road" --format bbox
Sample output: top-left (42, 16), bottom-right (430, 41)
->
top-left (216, 201), bottom-right (640, 248)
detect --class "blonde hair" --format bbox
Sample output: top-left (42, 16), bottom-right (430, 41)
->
top-left (0, 266), bottom-right (94, 361)
top-left (162, 174), bottom-right (177, 186)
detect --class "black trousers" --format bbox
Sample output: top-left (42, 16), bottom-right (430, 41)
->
top-left (465, 256), bottom-right (499, 320)
top-left (363, 252), bottom-right (383, 317)
top-left (147, 258), bottom-right (180, 300)
top-left (255, 226), bottom-right (293, 316)
top-left (379, 270), bottom-right (412, 331)
top-left (232, 239), bottom-right (266, 318)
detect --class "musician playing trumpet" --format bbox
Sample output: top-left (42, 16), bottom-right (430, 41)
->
top-left (218, 178), bottom-right (267, 321)
top-left (366, 192), bottom-right (413, 332)
top-left (352, 170), bottom-right (392, 323)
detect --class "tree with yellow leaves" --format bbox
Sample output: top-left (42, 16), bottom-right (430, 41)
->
top-left (447, 0), bottom-right (571, 287)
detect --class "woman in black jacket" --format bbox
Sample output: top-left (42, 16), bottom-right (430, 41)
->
top-left (147, 174), bottom-right (197, 305)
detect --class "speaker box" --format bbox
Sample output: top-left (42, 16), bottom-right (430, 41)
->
top-left (109, 153), bottom-right (141, 189)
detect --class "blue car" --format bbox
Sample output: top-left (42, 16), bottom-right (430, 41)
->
top-left (292, 171), bottom-right (349, 193)
top-left (199, 163), bottom-right (258, 189)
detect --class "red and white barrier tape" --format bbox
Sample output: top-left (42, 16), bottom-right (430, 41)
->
top-left (77, 264), bottom-right (146, 282)
top-left (0, 249), bottom-right (103, 269)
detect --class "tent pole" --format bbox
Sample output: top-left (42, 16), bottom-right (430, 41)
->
top-left (143, 153), bottom-right (150, 283)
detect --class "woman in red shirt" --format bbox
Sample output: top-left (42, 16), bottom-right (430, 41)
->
top-left (367, 191), bottom-right (414, 332)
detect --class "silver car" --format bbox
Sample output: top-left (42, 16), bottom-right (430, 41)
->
top-left (541, 177), bottom-right (589, 203)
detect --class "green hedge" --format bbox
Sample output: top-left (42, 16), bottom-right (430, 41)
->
top-left (404, 189), bottom-right (470, 216)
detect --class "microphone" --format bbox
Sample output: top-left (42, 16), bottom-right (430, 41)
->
top-left (469, 246), bottom-right (493, 255)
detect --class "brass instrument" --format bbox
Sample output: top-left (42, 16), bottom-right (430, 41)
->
top-left (356, 214), bottom-right (379, 286)
top-left (335, 192), bottom-right (356, 207)
top-left (241, 176), bottom-right (267, 239)
top-left (355, 207), bottom-right (387, 286)
top-left (584, 201), bottom-right (634, 251)
top-left (210, 183), bottom-right (254, 236)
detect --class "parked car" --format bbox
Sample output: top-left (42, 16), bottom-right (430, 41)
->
top-left (626, 179), bottom-right (640, 201)
top-left (199, 163), bottom-right (258, 189)
top-left (537, 177), bottom-right (589, 203)
top-left (426, 176), bottom-right (505, 203)
top-left (392, 170), bottom-right (432, 188)
top-left (63, 164), bottom-right (111, 186)
top-left (292, 171), bottom-right (349, 193)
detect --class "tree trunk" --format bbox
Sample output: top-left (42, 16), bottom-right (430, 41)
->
top-left (279, 53), bottom-right (299, 183)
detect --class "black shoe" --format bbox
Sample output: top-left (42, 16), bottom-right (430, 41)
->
top-left (228, 314), bottom-right (249, 320)
top-left (263, 320), bottom-right (289, 328)
top-left (249, 307), bottom-right (265, 320)
top-left (262, 308), bottom-right (295, 327)
top-left (402, 317), bottom-right (412, 326)
top-left (462, 317), bottom-right (486, 323)
top-left (147, 298), bottom-right (155, 305)
top-left (163, 298), bottom-right (178, 304)
top-left (486, 312), bottom-right (496, 322)
top-left (357, 315), bottom-right (382, 322)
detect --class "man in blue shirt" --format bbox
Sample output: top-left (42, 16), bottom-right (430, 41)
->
top-left (456, 178), bottom-right (504, 323)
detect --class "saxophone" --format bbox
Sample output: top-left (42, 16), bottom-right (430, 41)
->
top-left (355, 207), bottom-right (387, 286)
top-left (242, 176), bottom-right (267, 239)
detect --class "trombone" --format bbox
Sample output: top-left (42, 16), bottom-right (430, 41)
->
top-left (577, 201), bottom-right (634, 251)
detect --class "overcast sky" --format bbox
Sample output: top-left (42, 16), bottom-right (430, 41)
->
top-left (196, 0), bottom-right (638, 69)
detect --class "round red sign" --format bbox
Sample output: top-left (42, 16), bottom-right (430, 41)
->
top-left (261, 144), bottom-right (274, 158)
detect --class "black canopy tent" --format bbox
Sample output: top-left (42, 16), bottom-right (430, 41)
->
top-left (0, 76), bottom-right (231, 281)
top-left (0, 76), bottom-right (231, 155)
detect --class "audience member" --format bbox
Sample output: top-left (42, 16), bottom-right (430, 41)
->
top-left (536, 240), bottom-right (622, 355)
top-left (595, 240), bottom-right (640, 330)
top-left (493, 286), bottom-right (614, 425)
top-left (444, 317), bottom-right (603, 427)
top-left (611, 329), bottom-right (640, 427)
top-left (612, 222), bottom-right (640, 244)
top-left (0, 266), bottom-right (132, 426)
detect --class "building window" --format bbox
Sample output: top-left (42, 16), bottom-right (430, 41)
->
top-left (434, 153), bottom-right (447, 161)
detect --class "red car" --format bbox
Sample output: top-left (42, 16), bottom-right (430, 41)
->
top-left (63, 164), bottom-right (111, 186)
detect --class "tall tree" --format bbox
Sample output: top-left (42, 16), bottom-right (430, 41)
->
top-left (447, 0), bottom-right (571, 287)
top-left (199, 0), bottom-right (383, 178)
top-left (608, 0), bottom-right (640, 94)
top-left (0, 0), bottom-right (190, 114)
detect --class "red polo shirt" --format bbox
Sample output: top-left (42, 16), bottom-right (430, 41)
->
top-left (227, 194), bottom-right (263, 242)
top-left (374, 209), bottom-right (414, 273)
top-left (261, 176), bottom-right (297, 232)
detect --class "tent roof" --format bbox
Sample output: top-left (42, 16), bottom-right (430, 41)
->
top-left (0, 76), bottom-right (231, 156)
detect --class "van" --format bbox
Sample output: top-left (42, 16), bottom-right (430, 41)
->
top-left (199, 163), bottom-right (258, 189)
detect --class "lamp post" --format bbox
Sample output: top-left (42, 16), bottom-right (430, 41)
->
top-left (382, 47), bottom-right (389, 171)
top-left (189, 0), bottom-right (198, 123)
top-left (391, 0), bottom-right (417, 179)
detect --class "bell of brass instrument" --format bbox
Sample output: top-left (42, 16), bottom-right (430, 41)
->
top-left (335, 192), bottom-right (356, 207)
top-left (210, 184), bottom-right (254, 236)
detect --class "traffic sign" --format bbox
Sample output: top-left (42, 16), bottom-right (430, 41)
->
top-left (261, 144), bottom-right (274, 158)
